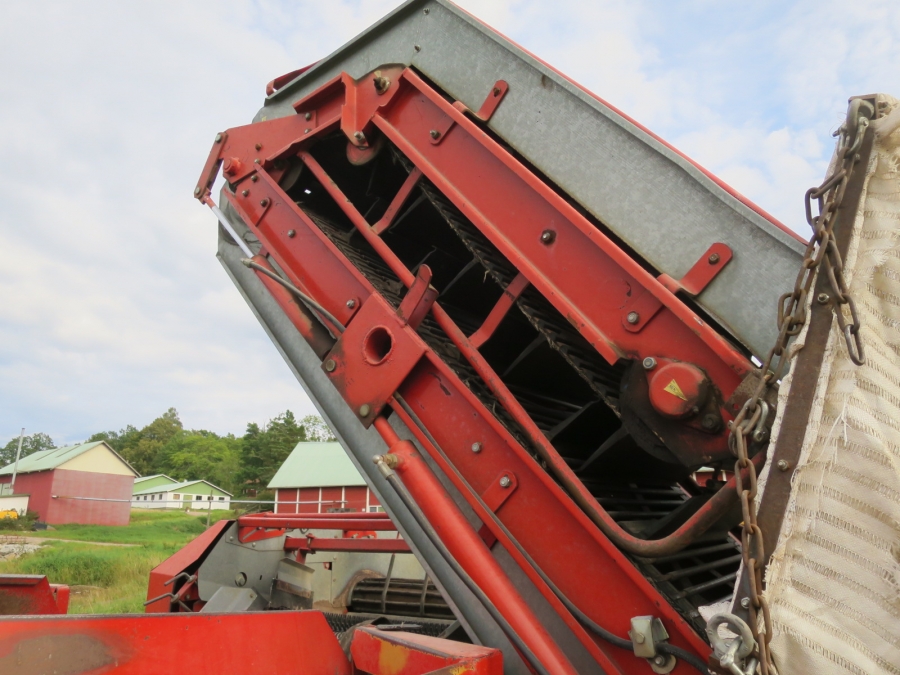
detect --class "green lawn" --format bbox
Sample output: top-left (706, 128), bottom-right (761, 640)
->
top-left (0, 509), bottom-right (236, 614)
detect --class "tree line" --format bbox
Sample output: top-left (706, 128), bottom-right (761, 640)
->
top-left (0, 409), bottom-right (335, 496)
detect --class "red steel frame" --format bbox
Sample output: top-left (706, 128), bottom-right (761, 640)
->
top-left (192, 66), bottom-right (746, 672)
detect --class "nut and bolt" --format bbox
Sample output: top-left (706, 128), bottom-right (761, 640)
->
top-left (423, 7), bottom-right (429, 13)
top-left (499, 476), bottom-right (511, 488)
top-left (471, 442), bottom-right (482, 453)
top-left (353, 131), bottom-right (365, 142)
top-left (701, 414), bottom-right (720, 431)
top-left (633, 633), bottom-right (645, 644)
top-left (626, 311), bottom-right (640, 325)
top-left (817, 292), bottom-right (830, 305)
top-left (304, 128), bottom-right (310, 134)
top-left (777, 459), bottom-right (790, 471)
top-left (642, 356), bottom-right (657, 370)
top-left (324, 359), bottom-right (336, 372)
top-left (346, 299), bottom-right (356, 309)
top-left (540, 229), bottom-right (556, 244)
top-left (359, 404), bottom-right (371, 417)
top-left (708, 252), bottom-right (720, 264)
top-left (251, 175), bottom-right (258, 183)
top-left (215, 133), bottom-right (223, 143)
top-left (287, 229), bottom-right (296, 238)
top-left (241, 189), bottom-right (249, 197)
top-left (305, 112), bottom-right (312, 121)
top-left (653, 655), bottom-right (667, 667)
top-left (253, 158), bottom-right (260, 164)
top-left (740, 596), bottom-right (751, 609)
top-left (414, 45), bottom-right (421, 52)
top-left (194, 186), bottom-right (201, 196)
top-left (429, 129), bottom-right (441, 139)
top-left (255, 143), bottom-right (262, 150)
top-left (260, 198), bottom-right (269, 207)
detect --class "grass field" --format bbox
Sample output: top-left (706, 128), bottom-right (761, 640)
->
top-left (0, 509), bottom-right (235, 614)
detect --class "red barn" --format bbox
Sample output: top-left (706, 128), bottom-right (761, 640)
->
top-left (0, 441), bottom-right (138, 525)
top-left (269, 442), bottom-right (381, 514)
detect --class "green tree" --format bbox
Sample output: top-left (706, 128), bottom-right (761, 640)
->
top-left (0, 432), bottom-right (56, 467)
top-left (239, 411), bottom-right (308, 490)
top-left (104, 408), bottom-right (183, 476)
top-left (300, 415), bottom-right (337, 442)
top-left (155, 431), bottom-right (242, 494)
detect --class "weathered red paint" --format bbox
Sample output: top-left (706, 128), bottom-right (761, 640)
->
top-left (351, 626), bottom-right (502, 675)
top-left (0, 611), bottom-right (350, 675)
top-left (0, 576), bottom-right (69, 616)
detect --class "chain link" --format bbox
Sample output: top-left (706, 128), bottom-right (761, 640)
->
top-left (726, 98), bottom-right (873, 675)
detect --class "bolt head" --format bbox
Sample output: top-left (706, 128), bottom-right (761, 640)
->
top-left (241, 189), bottom-right (249, 197)
top-left (540, 229), bottom-right (556, 244)
top-left (304, 128), bottom-right (310, 134)
top-left (701, 414), bottom-right (720, 431)
top-left (653, 655), bottom-right (667, 666)
top-left (346, 299), bottom-right (356, 309)
top-left (423, 7), bottom-right (429, 13)
top-left (741, 596), bottom-right (751, 609)
top-left (253, 158), bottom-right (260, 164)
top-left (708, 252), bottom-right (721, 264)
top-left (429, 129), bottom-right (441, 139)
top-left (260, 198), bottom-right (269, 207)
top-left (305, 112), bottom-right (312, 121)
top-left (777, 459), bottom-right (790, 471)
top-left (251, 175), bottom-right (258, 183)
top-left (359, 404), bottom-right (371, 417)
top-left (215, 133), bottom-right (223, 143)
top-left (353, 131), bottom-right (364, 141)
top-left (471, 442), bottom-right (482, 454)
top-left (287, 229), bottom-right (296, 238)
top-left (193, 186), bottom-right (201, 196)
top-left (634, 633), bottom-right (645, 644)
top-left (324, 359), bottom-right (336, 372)
top-left (255, 143), bottom-right (262, 151)
top-left (414, 44), bottom-right (421, 52)
top-left (499, 476), bottom-right (511, 488)
top-left (642, 356), bottom-right (657, 370)
top-left (817, 292), bottom-right (830, 305)
top-left (626, 311), bottom-right (640, 325)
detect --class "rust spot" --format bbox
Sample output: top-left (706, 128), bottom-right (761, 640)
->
top-left (0, 634), bottom-right (115, 675)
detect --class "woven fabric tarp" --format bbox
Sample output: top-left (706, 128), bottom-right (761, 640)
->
top-left (763, 96), bottom-right (900, 675)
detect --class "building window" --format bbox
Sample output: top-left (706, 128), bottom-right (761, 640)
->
top-left (195, 495), bottom-right (202, 501)
top-left (368, 506), bottom-right (384, 513)
top-left (218, 497), bottom-right (225, 501)
top-left (173, 494), bottom-right (180, 500)
top-left (150, 494), bottom-right (155, 501)
top-left (207, 495), bottom-right (213, 501)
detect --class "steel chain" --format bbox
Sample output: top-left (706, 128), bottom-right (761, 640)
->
top-left (725, 98), bottom-right (873, 675)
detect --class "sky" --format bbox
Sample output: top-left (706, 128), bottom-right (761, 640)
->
top-left (1, 0), bottom-right (898, 447)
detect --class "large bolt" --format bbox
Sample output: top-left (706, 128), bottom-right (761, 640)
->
top-left (817, 293), bottom-right (830, 305)
top-left (359, 404), bottom-right (371, 417)
top-left (701, 414), bottom-right (720, 431)
top-left (642, 357), bottom-right (657, 370)
top-left (353, 131), bottom-right (366, 143)
top-left (626, 311), bottom-right (640, 325)
top-left (287, 229), bottom-right (296, 238)
top-left (346, 299), bottom-right (356, 309)
top-left (193, 186), bottom-right (201, 196)
top-left (653, 655), bottom-right (667, 667)
top-left (255, 143), bottom-right (262, 151)
top-left (260, 198), bottom-right (269, 207)
top-left (471, 442), bottom-right (482, 454)
top-left (251, 175), bottom-right (258, 183)
top-left (304, 112), bottom-right (312, 121)
top-left (777, 459), bottom-right (790, 471)
top-left (241, 189), bottom-right (249, 197)
top-left (540, 229), bottom-right (556, 244)
top-left (708, 252), bottom-right (721, 264)
top-left (740, 596), bottom-right (751, 609)
top-left (429, 129), bottom-right (441, 140)
top-left (499, 476), bottom-right (511, 488)
top-left (215, 133), bottom-right (223, 143)
top-left (324, 359), bottom-right (336, 372)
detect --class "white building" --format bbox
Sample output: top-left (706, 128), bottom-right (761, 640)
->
top-left (131, 478), bottom-right (232, 510)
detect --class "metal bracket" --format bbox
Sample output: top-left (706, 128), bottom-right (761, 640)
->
top-left (477, 472), bottom-right (518, 547)
top-left (398, 264), bottom-right (439, 330)
top-left (658, 243), bottom-right (733, 297)
top-left (629, 616), bottom-right (676, 674)
top-left (430, 80), bottom-right (509, 145)
top-left (469, 273), bottom-right (530, 348)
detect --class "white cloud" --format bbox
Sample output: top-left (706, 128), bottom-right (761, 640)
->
top-left (1, 0), bottom-right (898, 445)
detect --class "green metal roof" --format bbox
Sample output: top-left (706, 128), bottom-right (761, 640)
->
top-left (132, 479), bottom-right (232, 497)
top-left (134, 474), bottom-right (175, 484)
top-left (0, 441), bottom-right (136, 476)
top-left (268, 442), bottom-right (366, 489)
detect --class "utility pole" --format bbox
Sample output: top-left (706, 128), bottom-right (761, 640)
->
top-left (9, 428), bottom-right (24, 495)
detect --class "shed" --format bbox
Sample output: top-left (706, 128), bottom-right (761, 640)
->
top-left (0, 441), bottom-right (138, 525)
top-left (131, 479), bottom-right (232, 511)
top-left (132, 474), bottom-right (177, 492)
top-left (268, 442), bottom-right (380, 514)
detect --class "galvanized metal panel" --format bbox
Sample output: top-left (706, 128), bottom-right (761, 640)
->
top-left (258, 0), bottom-right (805, 359)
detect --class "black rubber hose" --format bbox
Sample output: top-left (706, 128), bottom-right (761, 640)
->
top-left (241, 258), bottom-right (346, 332)
top-left (377, 462), bottom-right (555, 675)
top-left (392, 394), bottom-right (710, 674)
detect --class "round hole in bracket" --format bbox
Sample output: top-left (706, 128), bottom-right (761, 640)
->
top-left (362, 325), bottom-right (394, 365)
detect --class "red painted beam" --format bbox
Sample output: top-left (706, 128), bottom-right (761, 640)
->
top-left (284, 536), bottom-right (411, 554)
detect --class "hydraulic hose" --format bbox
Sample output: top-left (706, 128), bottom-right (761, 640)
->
top-left (393, 394), bottom-right (711, 674)
top-left (241, 258), bottom-right (346, 332)
top-left (373, 455), bottom-right (554, 675)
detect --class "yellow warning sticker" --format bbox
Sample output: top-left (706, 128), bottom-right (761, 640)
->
top-left (664, 379), bottom-right (688, 401)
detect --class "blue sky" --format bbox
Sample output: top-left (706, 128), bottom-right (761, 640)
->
top-left (1, 0), bottom-right (897, 446)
